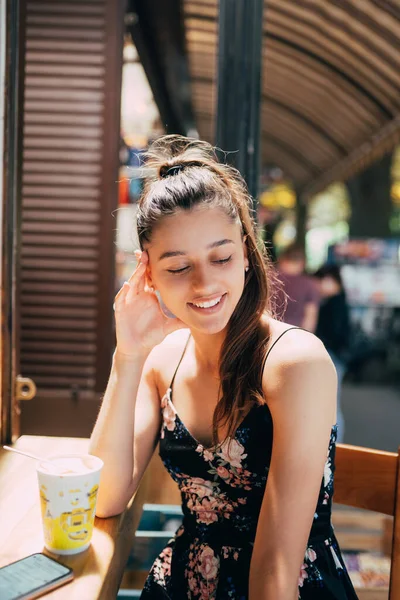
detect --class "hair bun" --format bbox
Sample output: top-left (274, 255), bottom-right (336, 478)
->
top-left (159, 164), bottom-right (185, 178)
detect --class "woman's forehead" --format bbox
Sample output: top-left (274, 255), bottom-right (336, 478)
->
top-left (149, 207), bottom-right (242, 250)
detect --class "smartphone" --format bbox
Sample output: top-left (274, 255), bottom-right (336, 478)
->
top-left (0, 553), bottom-right (73, 600)
top-left (155, 291), bottom-right (177, 319)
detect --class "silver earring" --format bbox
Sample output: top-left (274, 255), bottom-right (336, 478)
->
top-left (245, 266), bottom-right (249, 272)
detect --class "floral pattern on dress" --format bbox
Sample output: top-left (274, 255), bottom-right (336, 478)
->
top-left (185, 544), bottom-right (220, 599)
top-left (151, 546), bottom-right (173, 588)
top-left (171, 473), bottom-right (244, 524)
top-left (141, 394), bottom-right (359, 600)
top-left (161, 389), bottom-right (176, 439)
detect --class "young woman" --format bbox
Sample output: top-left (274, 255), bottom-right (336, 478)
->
top-left (89, 136), bottom-right (358, 599)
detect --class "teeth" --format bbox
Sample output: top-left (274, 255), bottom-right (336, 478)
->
top-left (193, 295), bottom-right (222, 309)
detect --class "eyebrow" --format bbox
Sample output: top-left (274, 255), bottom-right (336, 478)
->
top-left (158, 239), bottom-right (235, 261)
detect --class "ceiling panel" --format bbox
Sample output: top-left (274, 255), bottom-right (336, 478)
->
top-left (182, 0), bottom-right (400, 190)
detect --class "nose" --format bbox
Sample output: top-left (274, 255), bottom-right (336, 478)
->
top-left (191, 263), bottom-right (215, 296)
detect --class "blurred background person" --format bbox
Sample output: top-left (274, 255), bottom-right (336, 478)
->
top-left (314, 264), bottom-right (351, 444)
top-left (276, 243), bottom-right (320, 332)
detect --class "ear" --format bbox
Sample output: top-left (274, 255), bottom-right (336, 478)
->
top-left (145, 263), bottom-right (157, 291)
top-left (141, 249), bottom-right (157, 291)
top-left (242, 235), bottom-right (249, 270)
top-left (146, 268), bottom-right (156, 291)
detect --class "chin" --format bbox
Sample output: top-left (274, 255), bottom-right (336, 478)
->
top-left (185, 312), bottom-right (233, 336)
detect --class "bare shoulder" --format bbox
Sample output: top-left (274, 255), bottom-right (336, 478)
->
top-left (260, 317), bottom-right (337, 427)
top-left (146, 328), bottom-right (191, 393)
top-left (262, 318), bottom-right (336, 396)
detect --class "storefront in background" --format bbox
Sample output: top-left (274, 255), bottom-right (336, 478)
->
top-left (330, 239), bottom-right (400, 385)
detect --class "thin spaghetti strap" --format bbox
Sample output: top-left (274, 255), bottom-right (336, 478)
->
top-left (262, 327), bottom-right (307, 372)
top-left (169, 332), bottom-right (191, 391)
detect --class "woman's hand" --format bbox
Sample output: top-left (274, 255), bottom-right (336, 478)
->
top-left (113, 250), bottom-right (186, 358)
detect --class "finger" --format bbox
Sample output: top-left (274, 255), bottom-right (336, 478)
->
top-left (128, 249), bottom-right (148, 283)
top-left (114, 280), bottom-right (130, 301)
top-left (128, 261), bottom-right (146, 286)
top-left (129, 264), bottom-right (147, 296)
top-left (137, 270), bottom-right (146, 293)
top-left (113, 282), bottom-right (130, 311)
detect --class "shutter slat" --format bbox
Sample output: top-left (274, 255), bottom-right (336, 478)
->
top-left (26, 50), bottom-right (105, 64)
top-left (22, 222), bottom-right (99, 235)
top-left (25, 62), bottom-right (105, 76)
top-left (25, 89), bottom-right (104, 102)
top-left (21, 317), bottom-right (96, 330)
top-left (20, 0), bottom-right (117, 398)
top-left (29, 376), bottom-right (96, 388)
top-left (24, 124), bottom-right (103, 137)
top-left (21, 233), bottom-right (98, 248)
top-left (28, 3), bottom-right (103, 16)
top-left (21, 245), bottom-right (98, 258)
top-left (22, 209), bottom-right (100, 223)
top-left (25, 76), bottom-right (104, 91)
top-left (22, 329), bottom-right (97, 342)
top-left (27, 15), bottom-right (105, 29)
top-left (22, 173), bottom-right (100, 187)
top-left (22, 341), bottom-right (96, 353)
top-left (21, 270), bottom-right (98, 283)
top-left (23, 185), bottom-right (98, 199)
top-left (22, 363), bottom-right (96, 376)
top-left (21, 294), bottom-right (96, 307)
top-left (23, 198), bottom-right (100, 212)
top-left (25, 113), bottom-right (103, 126)
top-left (26, 40), bottom-right (104, 53)
top-left (24, 102), bottom-right (103, 116)
top-left (21, 257), bottom-right (98, 272)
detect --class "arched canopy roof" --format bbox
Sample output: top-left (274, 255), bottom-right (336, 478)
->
top-left (183, 0), bottom-right (400, 196)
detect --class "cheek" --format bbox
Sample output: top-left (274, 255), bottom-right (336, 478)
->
top-left (156, 274), bottom-right (188, 301)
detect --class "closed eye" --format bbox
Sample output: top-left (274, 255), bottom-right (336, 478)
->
top-left (167, 256), bottom-right (232, 274)
top-left (213, 256), bottom-right (232, 265)
top-left (167, 266), bottom-right (190, 274)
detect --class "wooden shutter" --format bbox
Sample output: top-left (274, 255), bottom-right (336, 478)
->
top-left (19, 0), bottom-right (124, 408)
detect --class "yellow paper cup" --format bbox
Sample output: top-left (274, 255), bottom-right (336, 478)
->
top-left (36, 454), bottom-right (103, 555)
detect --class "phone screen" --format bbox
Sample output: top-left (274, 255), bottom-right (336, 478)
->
top-left (0, 553), bottom-right (73, 600)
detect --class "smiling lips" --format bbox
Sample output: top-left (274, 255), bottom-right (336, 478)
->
top-left (188, 293), bottom-right (227, 313)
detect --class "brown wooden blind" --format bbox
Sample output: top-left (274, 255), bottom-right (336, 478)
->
top-left (19, 0), bottom-right (123, 402)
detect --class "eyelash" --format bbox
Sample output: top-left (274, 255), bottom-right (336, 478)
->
top-left (167, 256), bottom-right (233, 274)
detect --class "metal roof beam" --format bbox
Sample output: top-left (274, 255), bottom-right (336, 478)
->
top-left (127, 0), bottom-right (196, 136)
top-left (215, 0), bottom-right (264, 203)
top-left (301, 116), bottom-right (400, 200)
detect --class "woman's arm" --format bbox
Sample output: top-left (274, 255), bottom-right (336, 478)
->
top-left (88, 346), bottom-right (162, 518)
top-left (249, 329), bottom-right (337, 600)
top-left (88, 250), bottom-right (185, 518)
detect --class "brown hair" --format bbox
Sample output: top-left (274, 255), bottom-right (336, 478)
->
top-left (137, 135), bottom-right (277, 446)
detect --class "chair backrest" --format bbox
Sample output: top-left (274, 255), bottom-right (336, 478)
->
top-left (334, 443), bottom-right (400, 600)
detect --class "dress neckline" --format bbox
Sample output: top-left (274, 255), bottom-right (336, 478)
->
top-left (163, 330), bottom-right (338, 452)
top-left (163, 387), bottom-right (258, 453)
top-left (162, 388), bottom-right (338, 453)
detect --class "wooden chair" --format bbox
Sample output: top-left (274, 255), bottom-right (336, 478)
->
top-left (334, 443), bottom-right (400, 600)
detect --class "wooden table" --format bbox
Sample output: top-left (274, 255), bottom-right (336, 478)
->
top-left (0, 436), bottom-right (146, 599)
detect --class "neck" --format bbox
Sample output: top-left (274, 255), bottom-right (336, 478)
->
top-left (189, 328), bottom-right (227, 378)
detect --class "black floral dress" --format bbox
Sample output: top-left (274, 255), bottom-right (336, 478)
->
top-left (141, 332), bottom-right (359, 599)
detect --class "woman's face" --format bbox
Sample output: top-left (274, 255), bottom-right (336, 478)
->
top-left (145, 206), bottom-right (249, 334)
